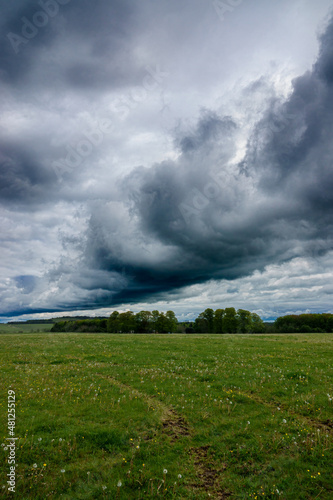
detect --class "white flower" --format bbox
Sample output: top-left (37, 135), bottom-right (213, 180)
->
top-left (117, 480), bottom-right (122, 487)
top-left (38, 437), bottom-right (42, 441)
top-left (33, 464), bottom-right (37, 468)
top-left (102, 486), bottom-right (107, 490)
top-left (87, 471), bottom-right (90, 475)
top-left (163, 469), bottom-right (168, 474)
top-left (61, 469), bottom-right (65, 473)
top-left (178, 474), bottom-right (182, 479)
top-left (282, 419), bottom-right (287, 424)
top-left (59, 438), bottom-right (62, 442)
top-left (247, 421), bottom-right (250, 425)
top-left (277, 407), bottom-right (281, 410)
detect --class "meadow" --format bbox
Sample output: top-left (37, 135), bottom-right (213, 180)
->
top-left (0, 332), bottom-right (332, 499)
top-left (0, 324), bottom-right (53, 334)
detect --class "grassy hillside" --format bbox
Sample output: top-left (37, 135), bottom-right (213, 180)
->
top-left (0, 333), bottom-right (332, 499)
top-left (0, 323), bottom-right (53, 334)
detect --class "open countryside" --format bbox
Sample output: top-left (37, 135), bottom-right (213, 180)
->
top-left (0, 328), bottom-right (332, 499)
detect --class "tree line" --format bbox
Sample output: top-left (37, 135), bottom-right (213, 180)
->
top-left (50, 308), bottom-right (264, 333)
top-left (191, 308), bottom-right (265, 333)
top-left (50, 310), bottom-right (333, 334)
top-left (273, 313), bottom-right (333, 333)
top-left (51, 310), bottom-right (178, 334)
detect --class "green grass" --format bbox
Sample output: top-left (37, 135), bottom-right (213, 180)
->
top-left (0, 333), bottom-right (332, 499)
top-left (0, 323), bottom-right (52, 334)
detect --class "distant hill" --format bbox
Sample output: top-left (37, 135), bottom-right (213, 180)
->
top-left (7, 316), bottom-right (108, 325)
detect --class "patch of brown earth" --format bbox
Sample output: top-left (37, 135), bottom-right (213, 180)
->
top-left (161, 409), bottom-right (190, 441)
top-left (322, 419), bottom-right (333, 429)
top-left (189, 445), bottom-right (230, 499)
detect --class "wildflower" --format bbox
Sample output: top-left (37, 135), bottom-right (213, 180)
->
top-left (33, 464), bottom-right (37, 469)
top-left (117, 480), bottom-right (122, 487)
top-left (38, 437), bottom-right (42, 441)
top-left (282, 419), bottom-right (287, 423)
top-left (59, 438), bottom-right (62, 442)
top-left (247, 421), bottom-right (250, 425)
top-left (163, 469), bottom-right (168, 474)
top-left (102, 486), bottom-right (107, 490)
top-left (61, 469), bottom-right (65, 473)
top-left (136, 445), bottom-right (140, 449)
top-left (178, 474), bottom-right (182, 479)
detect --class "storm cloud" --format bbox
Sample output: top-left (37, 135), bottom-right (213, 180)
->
top-left (1, 0), bottom-right (333, 319)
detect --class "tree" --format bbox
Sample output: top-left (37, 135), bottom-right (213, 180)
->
top-left (118, 311), bottom-right (136, 332)
top-left (223, 308), bottom-right (238, 333)
top-left (194, 312), bottom-right (208, 333)
top-left (237, 309), bottom-right (252, 333)
top-left (165, 311), bottom-right (178, 332)
top-left (156, 312), bottom-right (168, 333)
top-left (250, 313), bottom-right (265, 333)
top-left (214, 309), bottom-right (225, 333)
top-left (135, 311), bottom-right (152, 333)
top-left (107, 311), bottom-right (120, 333)
top-left (151, 310), bottom-right (160, 332)
top-left (203, 308), bottom-right (214, 333)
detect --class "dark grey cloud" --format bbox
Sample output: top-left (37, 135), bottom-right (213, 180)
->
top-left (0, 0), bottom-right (142, 89)
top-left (78, 15), bottom-right (333, 307)
top-left (14, 275), bottom-right (36, 294)
top-left (0, 140), bottom-right (55, 205)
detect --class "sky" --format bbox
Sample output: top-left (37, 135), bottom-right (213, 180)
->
top-left (1, 0), bottom-right (333, 322)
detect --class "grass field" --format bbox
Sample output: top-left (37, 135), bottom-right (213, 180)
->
top-left (0, 324), bottom-right (52, 334)
top-left (0, 332), bottom-right (332, 499)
